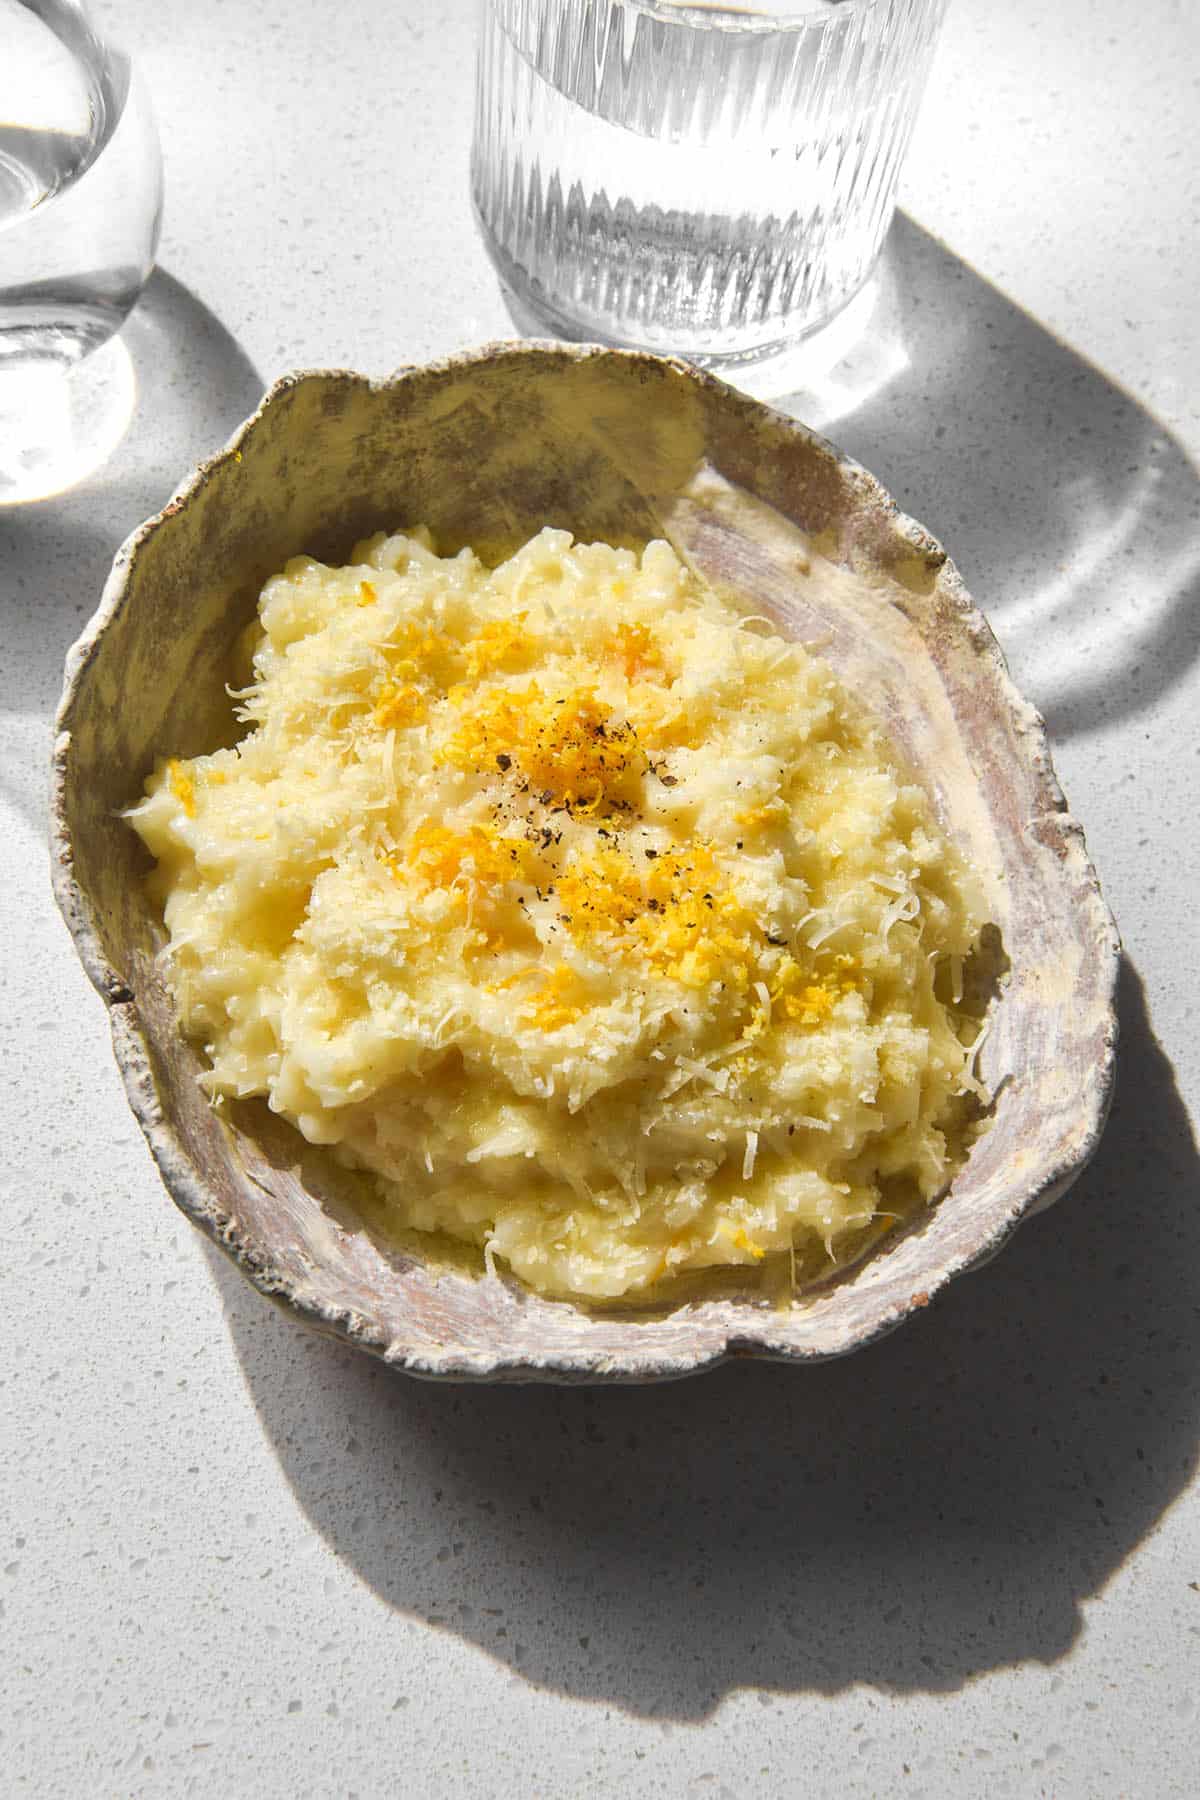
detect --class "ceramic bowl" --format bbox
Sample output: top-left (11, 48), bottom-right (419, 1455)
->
top-left (51, 343), bottom-right (1119, 1381)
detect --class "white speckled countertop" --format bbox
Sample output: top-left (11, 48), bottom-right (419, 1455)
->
top-left (3, 1), bottom-right (1198, 1793)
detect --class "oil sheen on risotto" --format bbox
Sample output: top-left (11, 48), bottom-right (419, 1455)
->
top-left (128, 527), bottom-right (991, 1302)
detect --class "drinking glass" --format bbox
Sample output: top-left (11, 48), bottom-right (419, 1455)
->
top-left (0, 0), bottom-right (162, 500)
top-left (472, 0), bottom-right (948, 378)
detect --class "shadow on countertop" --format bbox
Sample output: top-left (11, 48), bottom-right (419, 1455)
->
top-left (210, 956), bottom-right (1199, 1716)
top-left (23, 227), bottom-right (1197, 1711)
top-left (771, 213), bottom-right (1200, 744)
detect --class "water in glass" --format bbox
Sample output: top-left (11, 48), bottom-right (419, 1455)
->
top-left (0, 0), bottom-right (161, 368)
top-left (473, 0), bottom-right (947, 369)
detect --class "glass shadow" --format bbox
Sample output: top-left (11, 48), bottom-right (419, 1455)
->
top-left (772, 214), bottom-right (1200, 744)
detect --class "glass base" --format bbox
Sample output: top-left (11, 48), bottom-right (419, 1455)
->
top-left (0, 333), bottom-right (136, 506)
top-left (494, 251), bottom-right (886, 407)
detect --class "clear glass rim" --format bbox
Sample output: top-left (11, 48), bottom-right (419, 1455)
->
top-left (613, 0), bottom-right (900, 32)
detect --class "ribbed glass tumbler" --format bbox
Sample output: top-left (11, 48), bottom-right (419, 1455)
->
top-left (472, 0), bottom-right (948, 372)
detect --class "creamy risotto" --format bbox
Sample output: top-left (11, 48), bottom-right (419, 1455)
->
top-left (127, 527), bottom-right (990, 1301)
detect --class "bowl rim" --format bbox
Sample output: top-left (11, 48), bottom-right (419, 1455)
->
top-left (50, 339), bottom-right (1121, 1382)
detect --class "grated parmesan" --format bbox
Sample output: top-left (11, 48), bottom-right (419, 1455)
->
top-left (127, 526), bottom-right (993, 1302)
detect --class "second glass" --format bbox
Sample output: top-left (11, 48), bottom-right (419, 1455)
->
top-left (472, 0), bottom-right (947, 373)
top-left (0, 0), bottom-right (162, 368)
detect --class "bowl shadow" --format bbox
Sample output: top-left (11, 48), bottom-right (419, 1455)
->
top-left (209, 956), bottom-right (1199, 1716)
top-left (773, 213), bottom-right (1200, 743)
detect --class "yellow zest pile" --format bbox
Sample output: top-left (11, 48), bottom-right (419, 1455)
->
top-left (442, 680), bottom-right (645, 815)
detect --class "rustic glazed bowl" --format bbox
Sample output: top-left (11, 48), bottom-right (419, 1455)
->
top-left (52, 343), bottom-right (1119, 1382)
